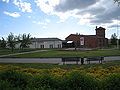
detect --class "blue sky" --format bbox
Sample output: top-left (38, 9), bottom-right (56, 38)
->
top-left (0, 0), bottom-right (120, 40)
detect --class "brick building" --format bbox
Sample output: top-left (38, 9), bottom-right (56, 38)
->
top-left (65, 26), bottom-right (108, 48)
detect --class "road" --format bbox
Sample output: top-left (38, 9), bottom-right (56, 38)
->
top-left (0, 56), bottom-right (119, 64)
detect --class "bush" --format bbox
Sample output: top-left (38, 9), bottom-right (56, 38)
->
top-left (0, 69), bottom-right (120, 90)
top-left (60, 71), bottom-right (99, 90)
top-left (0, 70), bottom-right (30, 89)
top-left (0, 80), bottom-right (12, 90)
top-left (103, 73), bottom-right (120, 90)
top-left (29, 74), bottom-right (60, 90)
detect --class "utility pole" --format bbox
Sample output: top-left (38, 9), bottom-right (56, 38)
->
top-left (117, 16), bottom-right (120, 49)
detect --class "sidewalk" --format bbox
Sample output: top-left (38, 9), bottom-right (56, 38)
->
top-left (0, 56), bottom-right (119, 64)
top-left (0, 50), bottom-right (48, 58)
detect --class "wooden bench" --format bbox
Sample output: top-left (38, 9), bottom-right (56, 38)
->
top-left (62, 57), bottom-right (80, 64)
top-left (86, 57), bottom-right (104, 64)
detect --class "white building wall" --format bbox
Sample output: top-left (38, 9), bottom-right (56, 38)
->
top-left (44, 41), bottom-right (55, 48)
top-left (54, 41), bottom-right (62, 48)
top-left (29, 41), bottom-right (62, 49)
top-left (39, 42), bottom-right (44, 48)
top-left (29, 42), bottom-right (36, 48)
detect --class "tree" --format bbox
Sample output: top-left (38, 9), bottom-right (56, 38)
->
top-left (110, 33), bottom-right (117, 45)
top-left (18, 33), bottom-right (32, 50)
top-left (0, 37), bottom-right (6, 49)
top-left (7, 33), bottom-right (17, 52)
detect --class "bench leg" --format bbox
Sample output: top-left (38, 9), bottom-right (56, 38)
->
top-left (101, 60), bottom-right (103, 64)
top-left (99, 60), bottom-right (102, 64)
top-left (81, 58), bottom-right (84, 65)
top-left (87, 61), bottom-right (90, 64)
top-left (101, 60), bottom-right (102, 64)
top-left (89, 61), bottom-right (90, 64)
top-left (87, 61), bottom-right (88, 64)
top-left (63, 61), bottom-right (65, 65)
top-left (76, 61), bottom-right (79, 65)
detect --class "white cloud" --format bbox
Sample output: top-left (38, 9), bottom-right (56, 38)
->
top-left (38, 22), bottom-right (47, 25)
top-left (34, 0), bottom-right (70, 22)
top-left (78, 14), bottom-right (91, 25)
top-left (3, 11), bottom-right (20, 18)
top-left (28, 16), bottom-right (31, 18)
top-left (33, 20), bottom-right (48, 29)
top-left (34, 0), bottom-right (94, 23)
top-left (32, 21), bottom-right (47, 25)
top-left (35, 0), bottom-right (53, 14)
top-left (2, 0), bottom-right (9, 3)
top-left (13, 0), bottom-right (32, 13)
top-left (34, 0), bottom-right (120, 28)
top-left (45, 19), bottom-right (50, 23)
top-left (42, 26), bottom-right (47, 29)
top-left (32, 18), bottom-right (51, 30)
top-left (34, 0), bottom-right (61, 14)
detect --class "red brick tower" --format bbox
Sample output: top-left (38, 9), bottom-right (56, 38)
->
top-left (95, 26), bottom-right (106, 38)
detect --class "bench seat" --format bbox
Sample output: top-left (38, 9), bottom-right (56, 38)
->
top-left (62, 57), bottom-right (80, 64)
top-left (86, 57), bottom-right (104, 64)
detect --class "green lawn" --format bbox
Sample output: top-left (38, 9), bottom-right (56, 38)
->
top-left (0, 48), bottom-right (41, 56)
top-left (0, 49), bottom-right (13, 55)
top-left (7, 49), bottom-right (120, 58)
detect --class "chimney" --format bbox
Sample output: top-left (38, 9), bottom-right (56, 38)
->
top-left (96, 26), bottom-right (97, 29)
top-left (96, 26), bottom-right (105, 38)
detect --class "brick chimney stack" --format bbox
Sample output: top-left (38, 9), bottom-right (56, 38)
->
top-left (96, 26), bottom-right (97, 29)
top-left (95, 27), bottom-right (106, 38)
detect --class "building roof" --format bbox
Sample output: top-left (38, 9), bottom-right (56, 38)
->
top-left (65, 34), bottom-right (97, 39)
top-left (31, 38), bottom-right (62, 42)
top-left (66, 33), bottom-right (107, 39)
top-left (95, 26), bottom-right (106, 30)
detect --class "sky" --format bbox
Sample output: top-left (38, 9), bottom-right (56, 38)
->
top-left (0, 0), bottom-right (120, 40)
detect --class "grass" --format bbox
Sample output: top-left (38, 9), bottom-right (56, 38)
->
top-left (0, 49), bottom-right (13, 55)
top-left (0, 48), bottom-right (41, 55)
top-left (7, 49), bottom-right (120, 58)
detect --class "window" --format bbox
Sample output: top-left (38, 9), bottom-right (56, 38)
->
top-left (49, 44), bottom-right (53, 48)
top-left (40, 45), bottom-right (44, 48)
top-left (58, 44), bottom-right (61, 48)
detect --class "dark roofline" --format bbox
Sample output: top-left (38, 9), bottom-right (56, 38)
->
top-left (95, 26), bottom-right (106, 30)
top-left (66, 34), bottom-right (96, 38)
top-left (31, 38), bottom-right (62, 42)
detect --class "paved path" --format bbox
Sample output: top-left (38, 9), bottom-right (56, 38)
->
top-left (0, 56), bottom-right (119, 64)
top-left (83, 56), bottom-right (120, 64)
top-left (0, 58), bottom-right (61, 63)
top-left (0, 50), bottom-right (48, 58)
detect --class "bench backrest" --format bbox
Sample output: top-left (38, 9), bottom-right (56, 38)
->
top-left (87, 57), bottom-right (104, 61)
top-left (62, 57), bottom-right (80, 62)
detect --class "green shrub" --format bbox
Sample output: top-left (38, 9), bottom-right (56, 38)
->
top-left (0, 80), bottom-right (11, 90)
top-left (0, 70), bottom-right (30, 89)
top-left (103, 73), bottom-right (120, 90)
top-left (0, 80), bottom-right (23, 90)
top-left (29, 74), bottom-right (60, 90)
top-left (60, 71), bottom-right (99, 90)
